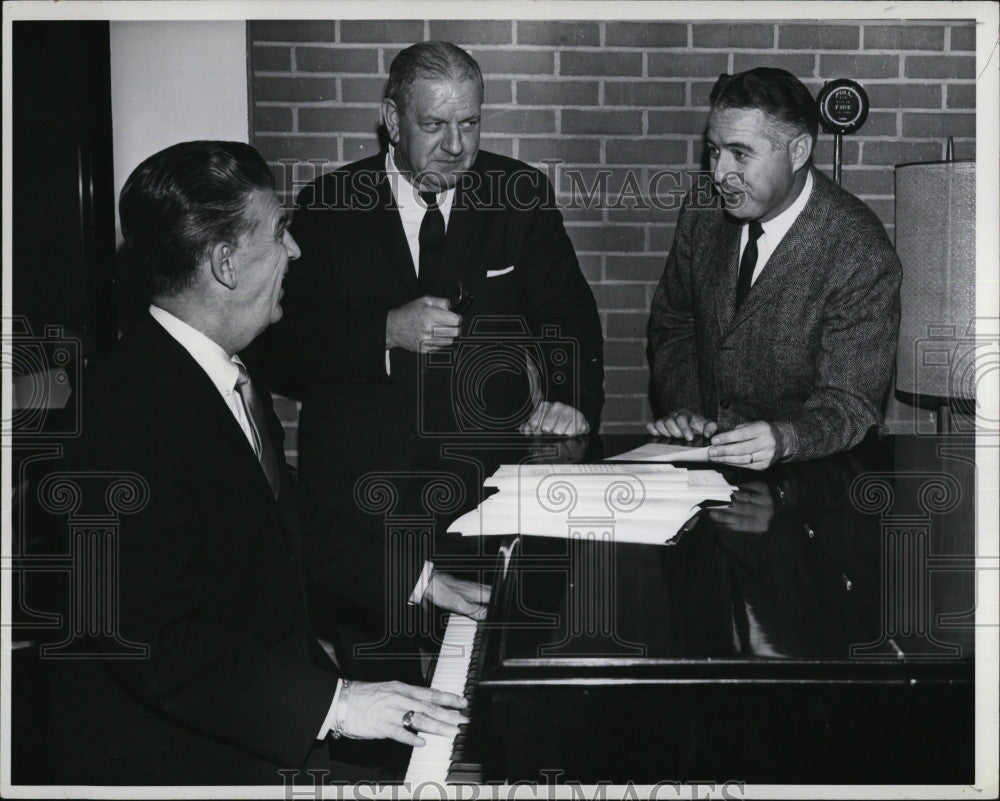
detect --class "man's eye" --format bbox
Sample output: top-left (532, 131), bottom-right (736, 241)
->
top-left (460, 120), bottom-right (480, 130)
top-left (421, 122), bottom-right (444, 132)
top-left (706, 146), bottom-right (718, 159)
top-left (733, 151), bottom-right (747, 162)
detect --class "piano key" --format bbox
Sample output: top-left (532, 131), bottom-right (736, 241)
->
top-left (404, 613), bottom-right (480, 785)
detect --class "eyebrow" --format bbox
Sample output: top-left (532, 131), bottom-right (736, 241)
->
top-left (705, 135), bottom-right (757, 153)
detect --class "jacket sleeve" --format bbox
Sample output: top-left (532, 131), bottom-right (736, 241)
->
top-left (70, 415), bottom-right (340, 769)
top-left (649, 202), bottom-right (703, 416)
top-left (780, 237), bottom-right (902, 461)
top-left (515, 171), bottom-right (605, 429)
top-left (249, 181), bottom-right (392, 399)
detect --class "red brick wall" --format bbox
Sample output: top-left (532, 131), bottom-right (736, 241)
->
top-left (248, 19), bottom-right (976, 448)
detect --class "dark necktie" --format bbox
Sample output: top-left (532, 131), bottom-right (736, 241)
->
top-left (235, 363), bottom-right (281, 498)
top-left (734, 220), bottom-right (765, 311)
top-left (418, 190), bottom-right (446, 294)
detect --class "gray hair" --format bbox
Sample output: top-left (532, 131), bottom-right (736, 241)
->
top-left (384, 41), bottom-right (483, 112)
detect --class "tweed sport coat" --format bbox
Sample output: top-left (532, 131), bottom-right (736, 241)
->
top-left (649, 167), bottom-right (902, 461)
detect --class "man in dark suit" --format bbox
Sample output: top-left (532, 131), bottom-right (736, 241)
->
top-left (648, 67), bottom-right (901, 467)
top-left (253, 41), bottom-right (604, 666)
top-left (47, 141), bottom-right (468, 785)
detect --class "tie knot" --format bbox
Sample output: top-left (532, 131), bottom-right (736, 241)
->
top-left (748, 220), bottom-right (764, 242)
top-left (420, 190), bottom-right (439, 210)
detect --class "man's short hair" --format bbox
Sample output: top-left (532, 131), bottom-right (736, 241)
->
top-left (119, 140), bottom-right (275, 299)
top-left (709, 67), bottom-right (820, 145)
top-left (384, 40), bottom-right (484, 113)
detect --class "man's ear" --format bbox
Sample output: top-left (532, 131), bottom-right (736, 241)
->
top-left (788, 131), bottom-right (813, 172)
top-left (209, 242), bottom-right (237, 290)
top-left (382, 98), bottom-right (401, 143)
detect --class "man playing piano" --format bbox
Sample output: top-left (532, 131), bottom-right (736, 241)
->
top-left (47, 141), bottom-right (468, 784)
top-left (648, 67), bottom-right (901, 468)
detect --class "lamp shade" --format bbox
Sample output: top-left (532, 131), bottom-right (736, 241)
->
top-left (894, 160), bottom-right (976, 399)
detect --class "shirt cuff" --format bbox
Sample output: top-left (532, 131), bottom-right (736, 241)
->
top-left (408, 560), bottom-right (435, 605)
top-left (385, 350), bottom-right (392, 376)
top-left (773, 421), bottom-right (798, 462)
top-left (317, 679), bottom-right (344, 740)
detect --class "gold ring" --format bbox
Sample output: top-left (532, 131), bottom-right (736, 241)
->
top-left (402, 710), bottom-right (416, 729)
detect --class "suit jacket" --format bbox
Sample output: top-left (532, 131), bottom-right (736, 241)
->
top-left (255, 148), bottom-right (604, 450)
top-left (649, 167), bottom-right (902, 461)
top-left (46, 313), bottom-right (384, 784)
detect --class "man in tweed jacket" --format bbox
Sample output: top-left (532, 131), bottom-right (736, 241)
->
top-left (648, 68), bottom-right (901, 468)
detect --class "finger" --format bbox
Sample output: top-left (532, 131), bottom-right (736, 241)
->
top-left (662, 417), bottom-right (684, 439)
top-left (551, 410), bottom-right (574, 437)
top-left (467, 602), bottom-right (488, 621)
top-left (421, 296), bottom-right (451, 310)
top-left (431, 311), bottom-right (462, 326)
top-left (385, 724), bottom-right (425, 747)
top-left (413, 705), bottom-right (465, 727)
top-left (407, 688), bottom-right (467, 708)
top-left (648, 418), bottom-right (671, 437)
top-left (538, 405), bottom-right (561, 434)
top-left (429, 325), bottom-right (460, 340)
top-left (710, 423), bottom-right (759, 446)
top-left (676, 415), bottom-right (695, 441)
top-left (703, 420), bottom-right (719, 438)
top-left (689, 415), bottom-right (714, 437)
top-left (524, 405), bottom-right (546, 433)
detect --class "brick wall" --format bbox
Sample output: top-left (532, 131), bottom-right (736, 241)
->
top-left (248, 18), bottom-right (976, 447)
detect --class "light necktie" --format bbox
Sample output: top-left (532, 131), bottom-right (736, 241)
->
top-left (735, 219), bottom-right (765, 311)
top-left (234, 363), bottom-right (281, 498)
top-left (417, 190), bottom-right (446, 295)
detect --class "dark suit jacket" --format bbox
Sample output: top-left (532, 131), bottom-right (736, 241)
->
top-left (255, 149), bottom-right (604, 464)
top-left (649, 167), bottom-right (902, 461)
top-left (46, 313), bottom-right (386, 784)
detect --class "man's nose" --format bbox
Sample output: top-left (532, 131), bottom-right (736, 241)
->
top-left (284, 230), bottom-right (301, 259)
top-left (712, 154), bottom-right (731, 186)
top-left (441, 124), bottom-right (464, 156)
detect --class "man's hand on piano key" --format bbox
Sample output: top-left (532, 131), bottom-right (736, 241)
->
top-left (425, 572), bottom-right (492, 620)
top-left (341, 681), bottom-right (467, 747)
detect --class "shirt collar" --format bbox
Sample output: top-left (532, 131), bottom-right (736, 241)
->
top-left (149, 305), bottom-right (241, 395)
top-left (759, 169), bottom-right (813, 241)
top-left (385, 144), bottom-right (456, 215)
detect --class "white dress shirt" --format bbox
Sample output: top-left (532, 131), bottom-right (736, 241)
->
top-left (385, 144), bottom-right (456, 275)
top-left (739, 169), bottom-right (814, 286)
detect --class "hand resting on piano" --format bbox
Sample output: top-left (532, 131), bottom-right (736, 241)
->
top-left (425, 572), bottom-right (492, 621)
top-left (338, 680), bottom-right (468, 748)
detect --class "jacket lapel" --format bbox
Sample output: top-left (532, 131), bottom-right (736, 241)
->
top-left (437, 171), bottom-right (490, 294)
top-left (361, 166), bottom-right (419, 296)
top-left (722, 168), bottom-right (832, 337)
top-left (711, 216), bottom-right (743, 335)
top-left (139, 315), bottom-right (285, 526)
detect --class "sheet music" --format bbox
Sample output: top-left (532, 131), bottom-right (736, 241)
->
top-left (449, 463), bottom-right (734, 544)
top-left (605, 442), bottom-right (711, 463)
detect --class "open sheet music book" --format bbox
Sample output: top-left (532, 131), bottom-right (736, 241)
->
top-left (449, 463), bottom-right (736, 545)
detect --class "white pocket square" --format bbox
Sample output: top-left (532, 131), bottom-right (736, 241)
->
top-left (486, 266), bottom-right (516, 278)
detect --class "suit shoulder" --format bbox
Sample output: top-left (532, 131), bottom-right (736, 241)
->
top-left (475, 150), bottom-right (547, 180)
top-left (813, 168), bottom-right (893, 244)
top-left (295, 154), bottom-right (383, 208)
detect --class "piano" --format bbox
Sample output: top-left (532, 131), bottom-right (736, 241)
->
top-left (405, 434), bottom-right (978, 786)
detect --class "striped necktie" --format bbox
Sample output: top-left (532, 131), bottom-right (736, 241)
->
top-left (235, 363), bottom-right (281, 498)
